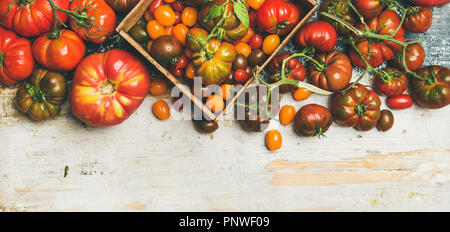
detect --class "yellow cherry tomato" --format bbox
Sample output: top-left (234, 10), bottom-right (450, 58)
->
top-left (181, 7), bottom-right (198, 27)
top-left (279, 105), bottom-right (296, 125)
top-left (154, 5), bottom-right (176, 27)
top-left (262, 34), bottom-right (280, 55)
top-left (293, 88), bottom-right (312, 101)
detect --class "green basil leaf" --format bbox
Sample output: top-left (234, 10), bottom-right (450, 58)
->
top-left (233, 0), bottom-right (249, 29)
top-left (203, 4), bottom-right (224, 22)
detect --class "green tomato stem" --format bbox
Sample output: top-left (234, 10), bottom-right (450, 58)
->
top-left (0, 52), bottom-right (4, 68)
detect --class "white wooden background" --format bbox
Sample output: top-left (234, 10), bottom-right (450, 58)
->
top-left (1, 2), bottom-right (449, 212)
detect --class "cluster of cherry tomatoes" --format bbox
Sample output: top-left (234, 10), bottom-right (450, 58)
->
top-left (129, 0), bottom-right (303, 118)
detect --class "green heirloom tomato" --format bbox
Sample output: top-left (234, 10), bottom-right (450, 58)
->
top-left (15, 68), bottom-right (68, 121)
top-left (331, 83), bottom-right (381, 131)
top-left (410, 65), bottom-right (450, 109)
top-left (191, 39), bottom-right (237, 85)
top-left (129, 19), bottom-right (150, 44)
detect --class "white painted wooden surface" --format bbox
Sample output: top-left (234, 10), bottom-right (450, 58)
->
top-left (1, 2), bottom-right (449, 212)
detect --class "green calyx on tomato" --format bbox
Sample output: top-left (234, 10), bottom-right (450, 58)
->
top-left (26, 83), bottom-right (47, 102)
top-left (354, 104), bottom-right (368, 117)
top-left (320, 0), bottom-right (357, 34)
top-left (18, 0), bottom-right (34, 7)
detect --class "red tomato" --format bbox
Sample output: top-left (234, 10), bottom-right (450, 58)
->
top-left (404, 6), bottom-right (433, 33)
top-left (256, 0), bottom-right (302, 36)
top-left (353, 0), bottom-right (384, 19)
top-left (148, 0), bottom-right (164, 15)
top-left (234, 69), bottom-right (249, 83)
top-left (32, 29), bottom-right (86, 72)
top-left (349, 10), bottom-right (405, 68)
top-left (71, 49), bottom-right (151, 127)
top-left (249, 34), bottom-right (263, 50)
top-left (409, 0), bottom-right (450, 7)
top-left (171, 1), bottom-right (185, 12)
top-left (0, 0), bottom-right (69, 37)
top-left (386, 94), bottom-right (414, 110)
top-left (0, 27), bottom-right (34, 85)
top-left (70, 0), bottom-right (117, 44)
top-left (373, 68), bottom-right (408, 97)
top-left (295, 21), bottom-right (337, 52)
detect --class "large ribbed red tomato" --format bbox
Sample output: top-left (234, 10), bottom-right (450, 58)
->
top-left (349, 10), bottom-right (405, 68)
top-left (70, 0), bottom-right (116, 44)
top-left (0, 27), bottom-right (34, 85)
top-left (0, 0), bottom-right (69, 37)
top-left (256, 0), bottom-right (301, 36)
top-left (32, 29), bottom-right (86, 71)
top-left (71, 49), bottom-right (151, 127)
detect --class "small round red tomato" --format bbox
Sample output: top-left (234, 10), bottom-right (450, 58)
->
top-left (295, 21), bottom-right (337, 52)
top-left (71, 49), bottom-right (150, 127)
top-left (70, 0), bottom-right (117, 44)
top-left (294, 104), bottom-right (333, 137)
top-left (392, 43), bottom-right (425, 72)
top-left (404, 6), bottom-right (433, 33)
top-left (148, 0), bottom-right (164, 15)
top-left (234, 69), bottom-right (249, 83)
top-left (256, 0), bottom-right (302, 36)
top-left (171, 1), bottom-right (185, 12)
top-left (266, 130), bottom-right (282, 151)
top-left (0, 27), bottom-right (34, 85)
top-left (353, 0), bottom-right (384, 19)
top-left (386, 94), bottom-right (414, 110)
top-left (32, 29), bottom-right (86, 72)
top-left (249, 34), bottom-right (263, 50)
top-left (373, 68), bottom-right (408, 97)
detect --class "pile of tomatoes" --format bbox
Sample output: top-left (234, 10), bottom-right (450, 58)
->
top-left (129, 0), bottom-right (303, 117)
top-left (254, 0), bottom-right (450, 151)
top-left (0, 0), bottom-right (155, 126)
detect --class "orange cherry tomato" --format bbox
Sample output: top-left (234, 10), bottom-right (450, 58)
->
top-left (154, 5), bottom-right (176, 27)
top-left (293, 88), bottom-right (312, 101)
top-left (153, 100), bottom-right (171, 120)
top-left (147, 20), bottom-right (165, 40)
top-left (150, 78), bottom-right (168, 95)
top-left (181, 7), bottom-right (198, 27)
top-left (205, 95), bottom-right (225, 113)
top-left (172, 23), bottom-right (189, 46)
top-left (266, 130), bottom-right (282, 151)
top-left (279, 105), bottom-right (296, 125)
top-left (185, 62), bottom-right (196, 80)
top-left (164, 0), bottom-right (176, 3)
top-left (249, 0), bottom-right (265, 10)
top-left (262, 34), bottom-right (280, 55)
top-left (235, 42), bottom-right (252, 57)
top-left (219, 84), bottom-right (234, 100)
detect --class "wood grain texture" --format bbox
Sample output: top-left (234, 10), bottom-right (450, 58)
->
top-left (0, 1), bottom-right (449, 212)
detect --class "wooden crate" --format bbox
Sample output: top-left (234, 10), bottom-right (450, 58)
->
top-left (116, 0), bottom-right (318, 121)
